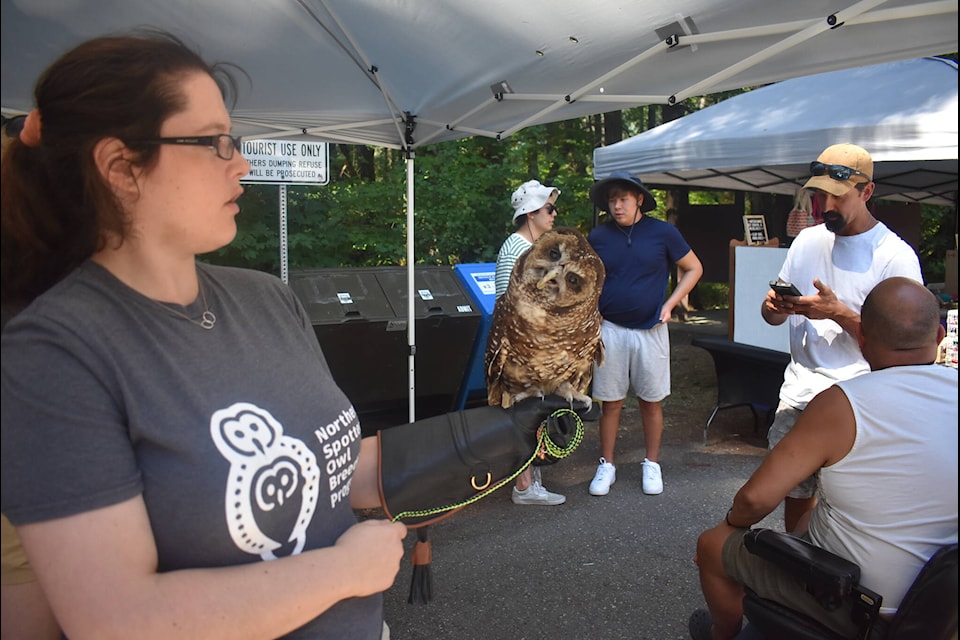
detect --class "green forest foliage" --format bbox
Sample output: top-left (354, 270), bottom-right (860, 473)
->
top-left (206, 98), bottom-right (955, 286)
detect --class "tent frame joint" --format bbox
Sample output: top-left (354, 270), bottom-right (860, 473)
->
top-left (403, 112), bottom-right (416, 146)
top-left (826, 14), bottom-right (844, 28)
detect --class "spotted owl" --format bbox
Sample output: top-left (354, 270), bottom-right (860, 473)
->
top-left (485, 227), bottom-right (605, 409)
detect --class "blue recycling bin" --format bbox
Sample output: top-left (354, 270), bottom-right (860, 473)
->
top-left (452, 263), bottom-right (497, 409)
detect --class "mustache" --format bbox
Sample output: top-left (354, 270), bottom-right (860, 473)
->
top-left (823, 210), bottom-right (846, 232)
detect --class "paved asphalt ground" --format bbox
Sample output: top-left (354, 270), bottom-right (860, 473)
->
top-left (378, 312), bottom-right (785, 640)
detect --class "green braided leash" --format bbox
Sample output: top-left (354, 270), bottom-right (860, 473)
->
top-left (391, 408), bottom-right (585, 523)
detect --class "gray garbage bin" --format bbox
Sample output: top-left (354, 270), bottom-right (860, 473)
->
top-left (375, 266), bottom-right (482, 424)
top-left (289, 266), bottom-right (481, 434)
top-left (289, 269), bottom-right (407, 433)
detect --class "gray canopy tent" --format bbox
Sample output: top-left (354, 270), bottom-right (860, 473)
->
top-left (3, 0), bottom-right (957, 419)
top-left (593, 56), bottom-right (959, 206)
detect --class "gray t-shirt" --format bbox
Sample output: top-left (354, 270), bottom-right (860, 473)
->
top-left (1, 261), bottom-right (381, 640)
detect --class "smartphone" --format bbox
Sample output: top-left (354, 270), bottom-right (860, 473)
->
top-left (770, 279), bottom-right (802, 297)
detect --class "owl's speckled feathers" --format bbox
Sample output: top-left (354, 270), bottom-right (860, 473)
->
top-left (485, 227), bottom-right (605, 409)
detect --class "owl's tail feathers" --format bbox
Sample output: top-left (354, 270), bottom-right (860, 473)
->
top-left (407, 527), bottom-right (433, 605)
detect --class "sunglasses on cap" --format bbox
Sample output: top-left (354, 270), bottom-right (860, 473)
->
top-left (809, 161), bottom-right (871, 182)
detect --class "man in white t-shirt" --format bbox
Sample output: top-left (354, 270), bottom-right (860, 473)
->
top-left (760, 143), bottom-right (922, 532)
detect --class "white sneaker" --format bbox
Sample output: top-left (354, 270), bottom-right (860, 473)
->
top-left (642, 458), bottom-right (663, 495)
top-left (512, 480), bottom-right (566, 505)
top-left (589, 458), bottom-right (616, 496)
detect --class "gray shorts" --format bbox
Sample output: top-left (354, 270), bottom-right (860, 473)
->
top-left (767, 401), bottom-right (817, 499)
top-left (722, 530), bottom-right (859, 638)
top-left (591, 320), bottom-right (670, 402)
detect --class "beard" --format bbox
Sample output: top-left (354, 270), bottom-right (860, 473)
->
top-left (823, 210), bottom-right (847, 233)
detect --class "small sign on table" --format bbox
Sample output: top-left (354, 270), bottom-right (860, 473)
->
top-left (743, 215), bottom-right (769, 246)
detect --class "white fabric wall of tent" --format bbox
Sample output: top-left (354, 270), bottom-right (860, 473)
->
top-left (2, 0), bottom-right (958, 420)
top-left (593, 55), bottom-right (958, 354)
top-left (592, 56), bottom-right (959, 206)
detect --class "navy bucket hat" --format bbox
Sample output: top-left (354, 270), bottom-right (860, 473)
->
top-left (589, 170), bottom-right (657, 213)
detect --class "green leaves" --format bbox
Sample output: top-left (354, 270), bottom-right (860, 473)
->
top-left (204, 102), bottom-right (951, 283)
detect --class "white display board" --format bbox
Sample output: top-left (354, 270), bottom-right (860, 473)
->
top-left (732, 245), bottom-right (790, 353)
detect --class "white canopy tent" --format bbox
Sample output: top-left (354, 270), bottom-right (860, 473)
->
top-left (592, 57), bottom-right (958, 205)
top-left (4, 1), bottom-right (958, 150)
top-left (2, 1), bottom-right (957, 419)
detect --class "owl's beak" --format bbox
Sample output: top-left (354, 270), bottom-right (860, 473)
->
top-left (537, 267), bottom-right (561, 289)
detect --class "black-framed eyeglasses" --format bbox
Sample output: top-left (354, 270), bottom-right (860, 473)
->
top-left (543, 202), bottom-right (558, 215)
top-left (1, 114), bottom-right (26, 137)
top-left (809, 161), bottom-right (871, 182)
top-left (129, 134), bottom-right (243, 161)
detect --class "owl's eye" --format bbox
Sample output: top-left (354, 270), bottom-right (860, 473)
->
top-left (566, 273), bottom-right (581, 286)
top-left (549, 249), bottom-right (561, 261)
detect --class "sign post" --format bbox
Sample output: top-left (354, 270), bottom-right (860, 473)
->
top-left (240, 140), bottom-right (330, 283)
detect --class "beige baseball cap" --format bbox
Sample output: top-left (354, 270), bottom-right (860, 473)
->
top-left (803, 143), bottom-right (873, 196)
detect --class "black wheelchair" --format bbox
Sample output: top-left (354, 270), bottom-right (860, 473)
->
top-left (735, 528), bottom-right (957, 640)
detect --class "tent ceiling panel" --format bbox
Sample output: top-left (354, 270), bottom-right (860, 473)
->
top-left (2, 0), bottom-right (957, 149)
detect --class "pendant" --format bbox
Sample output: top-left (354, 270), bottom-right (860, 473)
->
top-left (199, 310), bottom-right (217, 330)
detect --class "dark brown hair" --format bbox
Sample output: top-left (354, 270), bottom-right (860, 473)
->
top-left (1, 29), bottom-right (242, 308)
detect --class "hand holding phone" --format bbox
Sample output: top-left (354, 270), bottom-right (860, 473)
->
top-left (770, 279), bottom-right (802, 297)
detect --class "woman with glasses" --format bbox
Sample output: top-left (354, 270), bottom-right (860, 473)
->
top-left (492, 179), bottom-right (566, 506)
top-left (760, 142), bottom-right (923, 533)
top-left (0, 114), bottom-right (62, 640)
top-left (0, 30), bottom-right (412, 640)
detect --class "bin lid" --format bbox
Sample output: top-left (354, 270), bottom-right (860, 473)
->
top-left (376, 266), bottom-right (479, 318)
top-left (289, 269), bottom-right (395, 323)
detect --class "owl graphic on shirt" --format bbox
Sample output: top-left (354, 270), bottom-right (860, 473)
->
top-left (211, 402), bottom-right (320, 560)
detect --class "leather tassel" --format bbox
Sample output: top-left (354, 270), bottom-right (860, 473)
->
top-left (407, 526), bottom-right (433, 604)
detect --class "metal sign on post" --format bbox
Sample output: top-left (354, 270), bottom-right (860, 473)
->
top-left (240, 139), bottom-right (330, 185)
top-left (239, 139), bottom-right (330, 284)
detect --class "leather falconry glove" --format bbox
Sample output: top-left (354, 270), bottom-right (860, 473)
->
top-left (377, 394), bottom-right (598, 528)
top-left (376, 394), bottom-right (598, 604)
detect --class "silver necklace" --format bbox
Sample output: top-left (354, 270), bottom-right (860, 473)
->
top-left (153, 279), bottom-right (217, 330)
top-left (616, 208), bottom-right (642, 246)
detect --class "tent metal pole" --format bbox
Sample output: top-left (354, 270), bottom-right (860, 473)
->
top-left (672, 0), bottom-right (888, 102)
top-left (407, 153), bottom-right (416, 423)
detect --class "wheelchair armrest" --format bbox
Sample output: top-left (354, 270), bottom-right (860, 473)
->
top-left (743, 528), bottom-right (861, 610)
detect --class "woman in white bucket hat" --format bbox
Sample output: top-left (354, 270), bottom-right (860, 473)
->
top-left (492, 179), bottom-right (565, 506)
